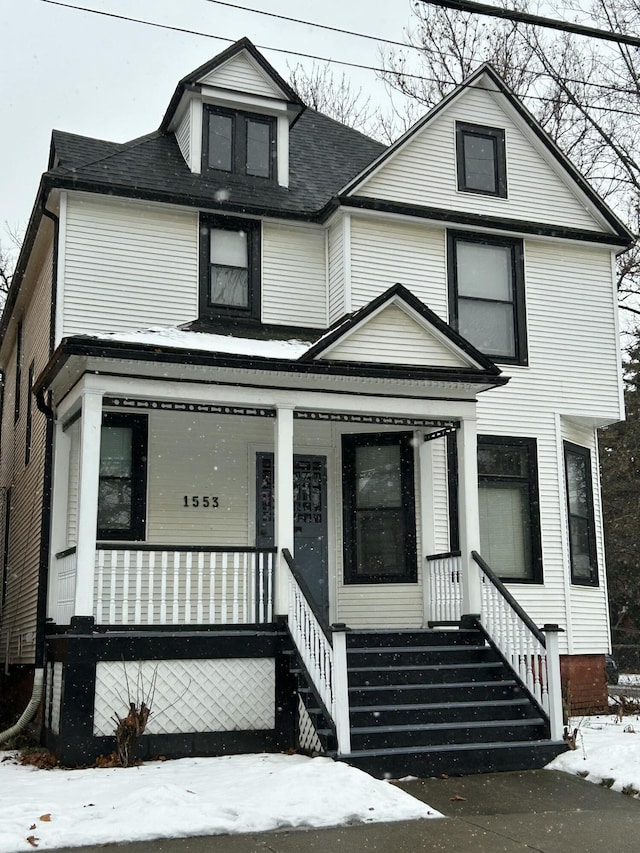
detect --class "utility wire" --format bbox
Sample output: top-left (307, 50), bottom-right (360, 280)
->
top-left (420, 0), bottom-right (640, 48)
top-left (39, 0), bottom-right (640, 118)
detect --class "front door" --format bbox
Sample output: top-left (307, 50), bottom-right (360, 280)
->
top-left (256, 453), bottom-right (329, 620)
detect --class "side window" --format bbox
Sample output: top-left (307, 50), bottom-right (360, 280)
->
top-left (97, 413), bottom-right (148, 541)
top-left (448, 231), bottom-right (527, 365)
top-left (199, 216), bottom-right (261, 322)
top-left (25, 361), bottom-right (35, 466)
top-left (202, 106), bottom-right (275, 179)
top-left (564, 441), bottom-right (598, 586)
top-left (1, 486), bottom-right (11, 611)
top-left (456, 122), bottom-right (507, 197)
top-left (14, 320), bottom-right (22, 423)
top-left (478, 436), bottom-right (542, 583)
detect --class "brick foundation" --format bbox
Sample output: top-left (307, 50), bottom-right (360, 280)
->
top-left (560, 654), bottom-right (608, 716)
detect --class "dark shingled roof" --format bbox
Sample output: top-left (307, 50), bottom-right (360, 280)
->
top-left (48, 109), bottom-right (387, 219)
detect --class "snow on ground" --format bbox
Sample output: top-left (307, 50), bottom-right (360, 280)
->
top-left (619, 672), bottom-right (640, 686)
top-left (547, 710), bottom-right (640, 795)
top-left (0, 751), bottom-right (440, 852)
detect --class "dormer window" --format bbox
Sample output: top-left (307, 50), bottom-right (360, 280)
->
top-left (456, 122), bottom-right (507, 197)
top-left (203, 105), bottom-right (276, 179)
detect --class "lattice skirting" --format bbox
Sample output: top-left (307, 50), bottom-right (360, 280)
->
top-left (93, 658), bottom-right (275, 736)
top-left (45, 662), bottom-right (63, 735)
top-left (297, 695), bottom-right (324, 755)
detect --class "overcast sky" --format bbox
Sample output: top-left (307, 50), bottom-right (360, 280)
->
top-left (0, 0), bottom-right (418, 234)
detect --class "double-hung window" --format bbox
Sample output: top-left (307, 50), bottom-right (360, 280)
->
top-left (203, 106), bottom-right (276, 179)
top-left (199, 216), bottom-right (261, 322)
top-left (448, 231), bottom-right (527, 364)
top-left (564, 442), bottom-right (598, 585)
top-left (456, 122), bottom-right (507, 197)
top-left (478, 436), bottom-right (542, 583)
top-left (97, 413), bottom-right (148, 541)
top-left (342, 432), bottom-right (417, 584)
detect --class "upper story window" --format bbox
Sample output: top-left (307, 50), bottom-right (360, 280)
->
top-left (448, 230), bottom-right (527, 365)
top-left (564, 441), bottom-right (598, 586)
top-left (199, 215), bottom-right (261, 322)
top-left (456, 122), bottom-right (507, 197)
top-left (203, 105), bottom-right (276, 179)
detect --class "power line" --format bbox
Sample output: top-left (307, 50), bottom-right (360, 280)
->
top-left (420, 0), bottom-right (640, 48)
top-left (38, 0), bottom-right (640, 119)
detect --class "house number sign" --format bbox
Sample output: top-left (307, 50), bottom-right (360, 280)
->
top-left (183, 496), bottom-right (220, 508)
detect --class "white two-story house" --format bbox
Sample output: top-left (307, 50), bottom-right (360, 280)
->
top-left (0, 38), bottom-right (632, 775)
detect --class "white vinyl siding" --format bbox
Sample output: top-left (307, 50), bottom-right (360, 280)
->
top-left (175, 109), bottom-right (191, 168)
top-left (199, 54), bottom-right (284, 99)
top-left (63, 195), bottom-right (198, 337)
top-left (0, 242), bottom-right (53, 664)
top-left (350, 218), bottom-right (447, 316)
top-left (328, 218), bottom-right (345, 324)
top-left (356, 85), bottom-right (605, 233)
top-left (325, 304), bottom-right (469, 367)
top-left (261, 223), bottom-right (326, 327)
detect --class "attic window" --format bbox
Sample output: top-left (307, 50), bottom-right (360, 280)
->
top-left (203, 105), bottom-right (275, 179)
top-left (456, 122), bottom-right (507, 197)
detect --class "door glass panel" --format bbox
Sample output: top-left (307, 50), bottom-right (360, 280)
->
top-left (355, 509), bottom-right (405, 576)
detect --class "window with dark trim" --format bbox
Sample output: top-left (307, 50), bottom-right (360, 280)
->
top-left (564, 441), bottom-right (598, 586)
top-left (456, 122), bottom-right (507, 197)
top-left (24, 361), bottom-right (35, 466)
top-left (1, 486), bottom-right (11, 611)
top-left (97, 413), bottom-right (148, 541)
top-left (342, 432), bottom-right (417, 584)
top-left (202, 105), bottom-right (276, 179)
top-left (448, 230), bottom-right (527, 365)
top-left (14, 321), bottom-right (22, 423)
top-left (478, 435), bottom-right (542, 583)
top-left (199, 215), bottom-right (261, 322)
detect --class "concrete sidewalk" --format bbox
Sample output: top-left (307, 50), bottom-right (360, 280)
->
top-left (51, 770), bottom-right (640, 853)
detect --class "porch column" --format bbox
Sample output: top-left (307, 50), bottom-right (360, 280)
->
top-left (458, 418), bottom-right (482, 615)
top-left (274, 405), bottom-right (294, 615)
top-left (47, 420), bottom-right (72, 620)
top-left (74, 389), bottom-right (103, 618)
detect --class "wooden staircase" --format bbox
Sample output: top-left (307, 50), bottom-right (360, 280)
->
top-left (293, 626), bottom-right (566, 778)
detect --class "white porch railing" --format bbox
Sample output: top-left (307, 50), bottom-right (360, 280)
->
top-left (427, 552), bottom-right (463, 623)
top-left (283, 549), bottom-right (351, 755)
top-left (93, 546), bottom-right (275, 626)
top-left (473, 551), bottom-right (564, 741)
top-left (54, 547), bottom-right (78, 625)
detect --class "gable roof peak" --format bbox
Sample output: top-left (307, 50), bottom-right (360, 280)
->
top-left (160, 37), bottom-right (305, 131)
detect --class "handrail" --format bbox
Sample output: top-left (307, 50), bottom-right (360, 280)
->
top-left (55, 546), bottom-right (77, 560)
top-left (96, 543), bottom-right (277, 554)
top-left (426, 550), bottom-right (462, 562)
top-left (472, 550), bottom-right (546, 647)
top-left (282, 548), bottom-right (332, 639)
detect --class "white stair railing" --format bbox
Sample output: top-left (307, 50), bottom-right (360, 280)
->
top-left (283, 549), bottom-right (351, 755)
top-left (473, 551), bottom-right (564, 741)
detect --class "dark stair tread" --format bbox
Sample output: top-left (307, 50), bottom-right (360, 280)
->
top-left (347, 661), bottom-right (504, 674)
top-left (350, 698), bottom-right (530, 713)
top-left (350, 678), bottom-right (519, 693)
top-left (340, 738), bottom-right (565, 758)
top-left (350, 717), bottom-right (545, 736)
top-left (347, 644), bottom-right (489, 655)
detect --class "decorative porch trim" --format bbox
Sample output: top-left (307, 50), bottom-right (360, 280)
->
top-left (295, 410), bottom-right (458, 428)
top-left (103, 397), bottom-right (276, 418)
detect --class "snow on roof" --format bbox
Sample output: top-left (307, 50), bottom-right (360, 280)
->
top-left (94, 326), bottom-right (312, 361)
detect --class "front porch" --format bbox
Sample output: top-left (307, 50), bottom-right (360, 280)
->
top-left (40, 347), bottom-right (564, 772)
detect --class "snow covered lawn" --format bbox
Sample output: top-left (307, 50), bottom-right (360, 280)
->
top-left (0, 751), bottom-right (440, 852)
top-left (547, 711), bottom-right (640, 796)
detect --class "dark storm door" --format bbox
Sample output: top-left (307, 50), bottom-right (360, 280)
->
top-left (256, 452), bottom-right (329, 620)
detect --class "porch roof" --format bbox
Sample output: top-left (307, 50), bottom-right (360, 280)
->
top-left (35, 327), bottom-right (509, 401)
